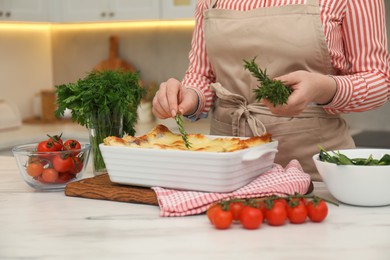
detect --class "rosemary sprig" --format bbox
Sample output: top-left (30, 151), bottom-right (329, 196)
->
top-left (175, 114), bottom-right (192, 149)
top-left (244, 57), bottom-right (293, 107)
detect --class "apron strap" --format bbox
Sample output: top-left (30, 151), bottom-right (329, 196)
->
top-left (211, 83), bottom-right (267, 136)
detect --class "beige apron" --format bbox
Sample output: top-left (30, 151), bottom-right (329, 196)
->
top-left (204, 0), bottom-right (355, 181)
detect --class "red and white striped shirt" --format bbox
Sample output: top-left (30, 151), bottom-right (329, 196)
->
top-left (182, 0), bottom-right (390, 119)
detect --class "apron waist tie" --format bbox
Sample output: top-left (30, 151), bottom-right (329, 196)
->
top-left (211, 82), bottom-right (340, 137)
top-left (212, 83), bottom-right (267, 136)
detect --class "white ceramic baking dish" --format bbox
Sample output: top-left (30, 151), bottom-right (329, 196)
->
top-left (99, 138), bottom-right (278, 192)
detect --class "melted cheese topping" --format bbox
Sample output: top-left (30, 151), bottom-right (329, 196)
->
top-left (103, 124), bottom-right (272, 152)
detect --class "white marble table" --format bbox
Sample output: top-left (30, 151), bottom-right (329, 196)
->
top-left (1, 155), bottom-right (390, 260)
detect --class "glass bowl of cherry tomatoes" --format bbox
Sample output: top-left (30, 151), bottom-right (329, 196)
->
top-left (12, 135), bottom-right (91, 191)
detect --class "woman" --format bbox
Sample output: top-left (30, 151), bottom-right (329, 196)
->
top-left (152, 0), bottom-right (390, 181)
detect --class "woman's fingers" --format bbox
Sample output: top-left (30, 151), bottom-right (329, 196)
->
top-left (152, 82), bottom-right (171, 119)
top-left (166, 78), bottom-right (181, 117)
top-left (274, 72), bottom-right (299, 86)
top-left (152, 78), bottom-right (182, 119)
top-left (152, 78), bottom-right (200, 119)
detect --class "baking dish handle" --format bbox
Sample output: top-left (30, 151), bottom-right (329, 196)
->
top-left (242, 148), bottom-right (278, 161)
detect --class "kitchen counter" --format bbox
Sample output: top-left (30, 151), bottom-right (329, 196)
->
top-left (1, 156), bottom-right (390, 260)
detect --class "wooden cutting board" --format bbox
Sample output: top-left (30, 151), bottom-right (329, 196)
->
top-left (65, 174), bottom-right (159, 206)
top-left (65, 174), bottom-right (314, 206)
top-left (93, 35), bottom-right (136, 72)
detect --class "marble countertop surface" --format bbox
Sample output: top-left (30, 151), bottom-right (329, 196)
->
top-left (1, 155), bottom-right (390, 260)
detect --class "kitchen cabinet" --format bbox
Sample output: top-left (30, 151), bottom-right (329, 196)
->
top-left (0, 0), bottom-right (49, 22)
top-left (161, 0), bottom-right (196, 20)
top-left (0, 0), bottom-right (196, 23)
top-left (59, 0), bottom-right (160, 23)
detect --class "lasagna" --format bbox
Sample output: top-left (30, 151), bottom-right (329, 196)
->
top-left (103, 124), bottom-right (272, 152)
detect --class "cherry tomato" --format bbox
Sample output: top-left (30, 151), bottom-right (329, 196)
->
top-left (273, 198), bottom-right (288, 209)
top-left (239, 206), bottom-right (263, 230)
top-left (306, 199), bottom-right (328, 223)
top-left (52, 154), bottom-right (73, 172)
top-left (229, 201), bottom-right (245, 221)
top-left (287, 200), bottom-right (308, 224)
top-left (265, 201), bottom-right (287, 226)
top-left (69, 156), bottom-right (83, 175)
top-left (212, 206), bottom-right (233, 230)
top-left (207, 203), bottom-right (219, 224)
top-left (56, 172), bottom-right (74, 184)
top-left (41, 168), bottom-right (59, 183)
top-left (64, 139), bottom-right (81, 153)
top-left (28, 155), bottom-right (40, 164)
top-left (37, 140), bottom-right (57, 153)
top-left (26, 162), bottom-right (44, 177)
top-left (47, 133), bottom-right (63, 151)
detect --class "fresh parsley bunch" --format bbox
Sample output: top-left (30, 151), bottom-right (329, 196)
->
top-left (55, 70), bottom-right (145, 136)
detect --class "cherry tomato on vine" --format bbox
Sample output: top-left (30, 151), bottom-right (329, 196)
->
top-left (37, 140), bottom-right (57, 153)
top-left (239, 206), bottom-right (263, 230)
top-left (229, 201), bottom-right (245, 221)
top-left (69, 156), bottom-right (83, 175)
top-left (212, 206), bottom-right (233, 230)
top-left (287, 200), bottom-right (308, 224)
top-left (52, 154), bottom-right (73, 172)
top-left (64, 139), bottom-right (81, 152)
top-left (47, 134), bottom-right (63, 151)
top-left (26, 162), bottom-right (44, 177)
top-left (306, 199), bottom-right (328, 223)
top-left (265, 201), bottom-right (287, 226)
top-left (41, 168), bottom-right (59, 183)
top-left (273, 198), bottom-right (288, 209)
top-left (207, 203), bottom-right (219, 224)
top-left (56, 172), bottom-right (74, 184)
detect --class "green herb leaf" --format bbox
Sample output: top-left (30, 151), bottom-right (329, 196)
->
top-left (175, 114), bottom-right (192, 149)
top-left (378, 154), bottom-right (390, 165)
top-left (243, 57), bottom-right (293, 107)
top-left (318, 145), bottom-right (390, 166)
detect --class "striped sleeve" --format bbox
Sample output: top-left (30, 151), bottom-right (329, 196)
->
top-left (323, 0), bottom-right (390, 114)
top-left (181, 0), bottom-right (215, 120)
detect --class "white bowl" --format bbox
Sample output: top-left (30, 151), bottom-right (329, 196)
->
top-left (100, 139), bottom-right (278, 192)
top-left (312, 149), bottom-right (390, 207)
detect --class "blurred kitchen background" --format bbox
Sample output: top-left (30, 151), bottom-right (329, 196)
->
top-left (0, 0), bottom-right (390, 153)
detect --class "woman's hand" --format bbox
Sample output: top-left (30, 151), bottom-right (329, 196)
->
top-left (261, 71), bottom-right (337, 116)
top-left (152, 78), bottom-right (199, 119)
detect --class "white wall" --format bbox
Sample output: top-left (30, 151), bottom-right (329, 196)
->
top-left (50, 24), bottom-right (193, 86)
top-left (0, 25), bottom-right (53, 120)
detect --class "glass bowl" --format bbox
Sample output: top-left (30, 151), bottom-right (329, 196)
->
top-left (12, 143), bottom-right (91, 191)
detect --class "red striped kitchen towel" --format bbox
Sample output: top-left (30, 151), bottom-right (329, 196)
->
top-left (152, 160), bottom-right (311, 217)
